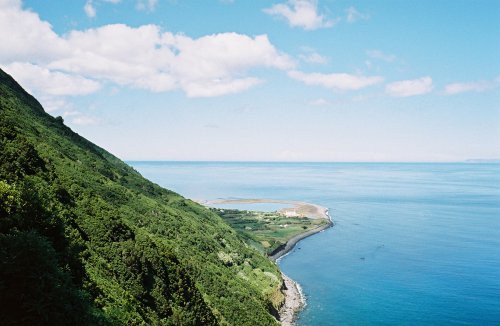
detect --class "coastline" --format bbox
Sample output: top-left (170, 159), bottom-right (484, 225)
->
top-left (203, 197), bottom-right (333, 262)
top-left (204, 198), bottom-right (329, 220)
top-left (270, 209), bottom-right (333, 261)
top-left (274, 209), bottom-right (333, 325)
top-left (202, 198), bottom-right (333, 325)
top-left (279, 273), bottom-right (306, 326)
top-left (276, 209), bottom-right (334, 326)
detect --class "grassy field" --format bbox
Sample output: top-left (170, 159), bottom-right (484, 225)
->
top-left (211, 208), bottom-right (329, 256)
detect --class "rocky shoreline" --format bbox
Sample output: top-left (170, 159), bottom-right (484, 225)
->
top-left (279, 273), bottom-right (306, 326)
top-left (200, 198), bottom-right (333, 325)
top-left (274, 209), bottom-right (333, 325)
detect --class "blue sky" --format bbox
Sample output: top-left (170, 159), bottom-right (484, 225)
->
top-left (1, 0), bottom-right (499, 161)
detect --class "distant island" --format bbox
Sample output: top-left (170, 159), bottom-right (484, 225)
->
top-left (465, 159), bottom-right (500, 163)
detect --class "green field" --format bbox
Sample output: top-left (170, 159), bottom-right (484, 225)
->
top-left (212, 208), bottom-right (328, 256)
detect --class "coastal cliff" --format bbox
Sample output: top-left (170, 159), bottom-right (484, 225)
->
top-left (0, 68), bottom-right (286, 325)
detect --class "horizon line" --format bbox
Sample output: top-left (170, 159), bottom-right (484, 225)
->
top-left (125, 160), bottom-right (500, 164)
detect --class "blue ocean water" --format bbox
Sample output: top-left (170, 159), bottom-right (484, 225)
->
top-left (130, 162), bottom-right (500, 325)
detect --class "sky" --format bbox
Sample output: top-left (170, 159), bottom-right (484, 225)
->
top-left (0, 0), bottom-right (499, 162)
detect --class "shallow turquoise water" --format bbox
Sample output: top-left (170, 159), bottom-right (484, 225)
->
top-left (130, 162), bottom-right (500, 325)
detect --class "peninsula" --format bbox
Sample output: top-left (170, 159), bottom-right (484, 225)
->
top-left (204, 198), bottom-right (334, 325)
top-left (204, 198), bottom-right (333, 259)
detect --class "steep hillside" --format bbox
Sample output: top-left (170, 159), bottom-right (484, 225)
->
top-left (0, 69), bottom-right (284, 325)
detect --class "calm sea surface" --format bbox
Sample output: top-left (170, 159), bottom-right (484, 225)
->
top-left (130, 162), bottom-right (500, 325)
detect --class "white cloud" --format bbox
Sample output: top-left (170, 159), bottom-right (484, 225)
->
top-left (263, 0), bottom-right (336, 30)
top-left (385, 77), bottom-right (433, 97)
top-left (299, 48), bottom-right (328, 64)
top-left (50, 27), bottom-right (294, 97)
top-left (103, 0), bottom-right (121, 3)
top-left (366, 49), bottom-right (396, 62)
top-left (49, 24), bottom-right (175, 88)
top-left (444, 80), bottom-right (494, 95)
top-left (84, 0), bottom-right (96, 18)
top-left (169, 33), bottom-right (294, 82)
top-left (288, 70), bottom-right (383, 91)
top-left (345, 6), bottom-right (369, 23)
top-left (0, 0), bottom-right (20, 9)
top-left (136, 0), bottom-right (158, 11)
top-left (2, 62), bottom-right (101, 96)
top-left (0, 3), bottom-right (294, 98)
top-left (0, 3), bottom-right (69, 63)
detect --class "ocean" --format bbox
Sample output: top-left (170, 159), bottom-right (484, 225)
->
top-left (129, 162), bottom-right (500, 325)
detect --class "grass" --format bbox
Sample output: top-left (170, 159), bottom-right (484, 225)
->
top-left (211, 208), bottom-right (328, 255)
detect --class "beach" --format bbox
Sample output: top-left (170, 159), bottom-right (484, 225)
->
top-left (205, 198), bottom-right (329, 220)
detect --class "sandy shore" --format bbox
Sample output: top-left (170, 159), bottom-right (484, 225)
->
top-left (204, 198), bottom-right (333, 261)
top-left (205, 198), bottom-right (330, 219)
top-left (202, 198), bottom-right (334, 325)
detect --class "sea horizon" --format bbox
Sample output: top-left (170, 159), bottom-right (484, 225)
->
top-left (127, 160), bottom-right (500, 164)
top-left (3, 1), bottom-right (498, 324)
top-left (131, 161), bottom-right (500, 325)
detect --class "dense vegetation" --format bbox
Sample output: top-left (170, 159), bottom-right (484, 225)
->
top-left (211, 208), bottom-right (327, 255)
top-left (0, 69), bottom-right (284, 325)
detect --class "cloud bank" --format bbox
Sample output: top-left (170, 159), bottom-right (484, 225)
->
top-left (0, 0), bottom-right (294, 100)
top-left (4, 62), bottom-right (101, 96)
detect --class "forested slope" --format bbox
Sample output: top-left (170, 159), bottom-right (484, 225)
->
top-left (0, 68), bottom-right (284, 325)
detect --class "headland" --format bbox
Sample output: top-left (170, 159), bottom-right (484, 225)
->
top-left (202, 198), bottom-right (334, 325)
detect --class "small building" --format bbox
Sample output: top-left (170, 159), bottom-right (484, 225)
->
top-left (283, 210), bottom-right (298, 217)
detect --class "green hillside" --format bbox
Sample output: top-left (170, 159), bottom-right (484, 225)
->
top-left (0, 69), bottom-right (284, 325)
